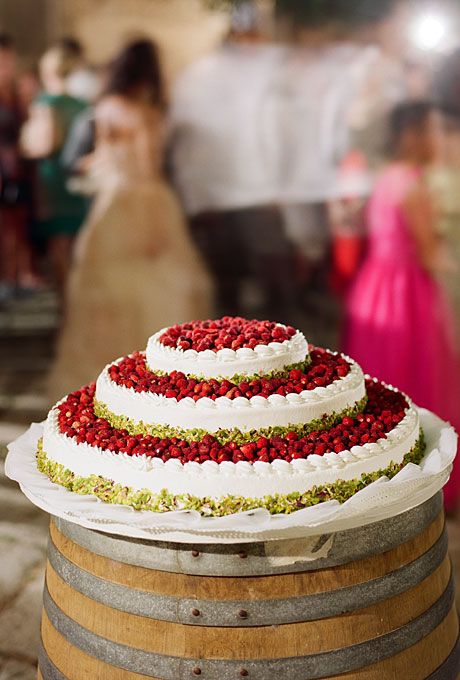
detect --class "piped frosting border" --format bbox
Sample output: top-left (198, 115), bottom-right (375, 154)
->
top-left (37, 432), bottom-right (425, 516)
top-left (42, 401), bottom-right (420, 498)
top-left (93, 397), bottom-right (368, 444)
top-left (95, 356), bottom-right (365, 433)
top-left (146, 329), bottom-right (309, 379)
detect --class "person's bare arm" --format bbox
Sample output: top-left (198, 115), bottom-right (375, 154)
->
top-left (134, 107), bottom-right (164, 180)
top-left (402, 181), bottom-right (442, 272)
top-left (20, 104), bottom-right (61, 158)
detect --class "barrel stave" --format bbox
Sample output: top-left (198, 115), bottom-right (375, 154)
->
top-left (39, 493), bottom-right (460, 680)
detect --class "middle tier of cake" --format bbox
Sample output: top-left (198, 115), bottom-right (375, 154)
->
top-left (94, 348), bottom-right (366, 437)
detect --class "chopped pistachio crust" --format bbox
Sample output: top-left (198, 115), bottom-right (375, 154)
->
top-left (93, 395), bottom-right (368, 445)
top-left (36, 431), bottom-right (425, 516)
top-left (144, 358), bottom-right (312, 384)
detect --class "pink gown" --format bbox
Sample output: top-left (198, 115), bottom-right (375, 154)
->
top-left (343, 163), bottom-right (460, 511)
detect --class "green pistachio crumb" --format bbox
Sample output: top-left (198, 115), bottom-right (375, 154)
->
top-left (93, 395), bottom-right (368, 445)
top-left (144, 358), bottom-right (312, 383)
top-left (36, 431), bottom-right (425, 517)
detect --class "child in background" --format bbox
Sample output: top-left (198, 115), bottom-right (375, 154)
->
top-left (328, 150), bottom-right (371, 296)
top-left (343, 101), bottom-right (460, 513)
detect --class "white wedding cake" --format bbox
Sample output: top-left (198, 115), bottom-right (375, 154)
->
top-left (38, 317), bottom-right (424, 515)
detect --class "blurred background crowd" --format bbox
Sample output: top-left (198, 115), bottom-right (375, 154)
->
top-left (1, 0), bottom-right (460, 485)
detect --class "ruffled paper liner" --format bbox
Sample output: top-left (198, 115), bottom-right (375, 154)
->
top-left (5, 408), bottom-right (457, 544)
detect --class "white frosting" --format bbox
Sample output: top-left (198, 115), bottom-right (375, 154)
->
top-left (95, 358), bottom-right (366, 433)
top-left (145, 328), bottom-right (309, 379)
top-left (42, 404), bottom-right (420, 499)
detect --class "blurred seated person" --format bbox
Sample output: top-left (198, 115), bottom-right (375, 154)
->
top-left (48, 39), bottom-right (211, 401)
top-left (327, 151), bottom-right (370, 296)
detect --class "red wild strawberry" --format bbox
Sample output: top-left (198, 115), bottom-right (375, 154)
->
top-left (56, 375), bottom-right (408, 465)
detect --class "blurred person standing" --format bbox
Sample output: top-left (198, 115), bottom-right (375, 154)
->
top-left (169, 1), bottom-right (294, 319)
top-left (16, 66), bottom-right (40, 117)
top-left (279, 0), bottom-right (410, 307)
top-left (326, 1), bottom-right (410, 298)
top-left (48, 40), bottom-right (211, 401)
top-left (278, 32), bottom-right (375, 306)
top-left (343, 102), bottom-right (460, 512)
top-left (60, 106), bottom-right (96, 203)
top-left (431, 50), bottom-right (460, 336)
top-left (0, 33), bottom-right (39, 298)
top-left (346, 0), bottom-right (410, 171)
top-left (428, 108), bottom-right (460, 336)
top-left (58, 36), bottom-right (100, 104)
top-left (21, 45), bottom-right (88, 299)
top-left (57, 37), bottom-right (100, 190)
top-left (327, 150), bottom-right (370, 296)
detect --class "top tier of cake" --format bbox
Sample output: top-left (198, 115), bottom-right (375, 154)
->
top-left (94, 317), bottom-right (366, 437)
top-left (146, 317), bottom-right (309, 379)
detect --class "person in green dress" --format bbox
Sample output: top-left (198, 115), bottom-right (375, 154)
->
top-left (21, 45), bottom-right (88, 301)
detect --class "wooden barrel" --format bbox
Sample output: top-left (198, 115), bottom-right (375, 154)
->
top-left (38, 492), bottom-right (460, 680)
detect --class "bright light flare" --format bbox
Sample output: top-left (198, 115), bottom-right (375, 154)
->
top-left (411, 13), bottom-right (447, 51)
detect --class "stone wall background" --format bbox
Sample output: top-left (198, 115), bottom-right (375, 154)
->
top-left (0, 0), bottom-right (227, 80)
top-left (46, 0), bottom-right (227, 81)
top-left (0, 0), bottom-right (49, 61)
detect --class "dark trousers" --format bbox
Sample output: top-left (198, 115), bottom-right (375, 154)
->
top-left (190, 206), bottom-right (296, 318)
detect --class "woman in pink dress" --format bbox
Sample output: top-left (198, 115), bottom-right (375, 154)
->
top-left (343, 101), bottom-right (460, 512)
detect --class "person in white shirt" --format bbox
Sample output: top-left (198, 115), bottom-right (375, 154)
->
top-left (277, 36), bottom-right (377, 299)
top-left (58, 37), bottom-right (101, 103)
top-left (278, 0), bottom-right (409, 304)
top-left (169, 1), bottom-right (295, 318)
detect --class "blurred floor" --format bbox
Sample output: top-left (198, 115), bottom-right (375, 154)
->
top-left (0, 291), bottom-right (56, 679)
top-left (0, 291), bottom-right (458, 677)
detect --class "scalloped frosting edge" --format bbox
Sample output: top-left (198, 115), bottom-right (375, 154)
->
top-left (95, 358), bottom-right (365, 433)
top-left (93, 395), bottom-right (368, 445)
top-left (36, 432), bottom-right (425, 516)
top-left (42, 404), bottom-right (421, 500)
top-left (144, 358), bottom-right (312, 384)
top-left (145, 329), bottom-right (309, 379)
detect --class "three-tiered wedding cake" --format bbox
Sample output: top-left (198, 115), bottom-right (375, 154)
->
top-left (38, 317), bottom-right (424, 515)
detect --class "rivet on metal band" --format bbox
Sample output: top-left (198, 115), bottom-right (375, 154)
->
top-left (46, 528), bottom-right (448, 628)
top-left (42, 576), bottom-right (455, 679)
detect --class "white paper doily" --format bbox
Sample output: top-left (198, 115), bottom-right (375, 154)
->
top-left (5, 408), bottom-right (457, 543)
